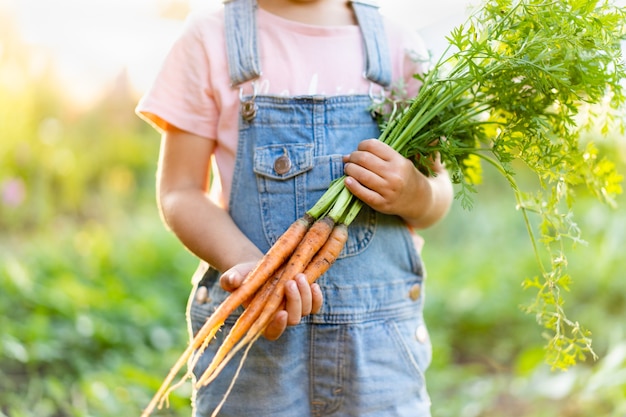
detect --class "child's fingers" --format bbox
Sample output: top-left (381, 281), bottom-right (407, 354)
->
top-left (263, 275), bottom-right (322, 340)
top-left (284, 280), bottom-right (303, 326)
top-left (263, 310), bottom-right (288, 341)
top-left (344, 176), bottom-right (386, 211)
top-left (310, 283), bottom-right (323, 314)
top-left (219, 269), bottom-right (244, 292)
top-left (219, 261), bottom-right (257, 292)
top-left (295, 275), bottom-right (312, 317)
top-left (344, 159), bottom-right (387, 192)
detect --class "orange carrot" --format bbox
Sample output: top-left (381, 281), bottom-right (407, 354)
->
top-left (302, 223), bottom-right (348, 285)
top-left (193, 214), bottom-right (313, 348)
top-left (140, 214), bottom-right (313, 417)
top-left (222, 223), bottom-right (348, 365)
top-left (231, 213), bottom-right (314, 297)
top-left (283, 216), bottom-right (335, 279)
top-left (195, 216), bottom-right (336, 388)
top-left (223, 223), bottom-right (348, 366)
top-left (197, 222), bottom-right (348, 392)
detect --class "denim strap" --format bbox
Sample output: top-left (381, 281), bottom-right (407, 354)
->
top-left (224, 0), bottom-right (261, 86)
top-left (223, 0), bottom-right (391, 87)
top-left (350, 0), bottom-right (392, 87)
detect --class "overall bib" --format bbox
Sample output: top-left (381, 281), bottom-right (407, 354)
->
top-left (187, 1), bottom-right (432, 416)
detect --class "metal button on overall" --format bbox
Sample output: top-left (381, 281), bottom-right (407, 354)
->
top-left (409, 283), bottom-right (421, 301)
top-left (273, 155), bottom-right (292, 175)
top-left (415, 324), bottom-right (429, 344)
top-left (195, 286), bottom-right (209, 304)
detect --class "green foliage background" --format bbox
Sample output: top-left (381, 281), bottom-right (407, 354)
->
top-left (1, 9), bottom-right (626, 417)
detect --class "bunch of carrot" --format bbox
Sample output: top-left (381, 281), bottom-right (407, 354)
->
top-left (142, 0), bottom-right (626, 414)
top-left (141, 152), bottom-right (366, 417)
top-left (141, 202), bottom-right (354, 416)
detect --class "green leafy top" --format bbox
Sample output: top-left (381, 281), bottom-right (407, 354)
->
top-left (375, 0), bottom-right (626, 369)
top-left (308, 0), bottom-right (625, 369)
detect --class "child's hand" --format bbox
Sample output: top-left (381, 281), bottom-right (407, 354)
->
top-left (343, 138), bottom-right (452, 228)
top-left (220, 263), bottom-right (323, 341)
top-left (343, 139), bottom-right (423, 216)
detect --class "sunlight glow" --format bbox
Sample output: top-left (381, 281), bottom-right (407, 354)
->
top-left (9, 0), bottom-right (199, 104)
top-left (7, 0), bottom-right (622, 108)
top-left (5, 0), bottom-right (474, 106)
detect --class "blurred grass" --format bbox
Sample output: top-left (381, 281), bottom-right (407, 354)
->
top-left (0, 15), bottom-right (196, 415)
top-left (422, 163), bottom-right (626, 417)
top-left (1, 9), bottom-right (626, 417)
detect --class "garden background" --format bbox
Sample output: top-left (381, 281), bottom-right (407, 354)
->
top-left (1, 1), bottom-right (625, 416)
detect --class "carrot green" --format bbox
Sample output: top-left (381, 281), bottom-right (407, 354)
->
top-left (308, 0), bottom-right (626, 370)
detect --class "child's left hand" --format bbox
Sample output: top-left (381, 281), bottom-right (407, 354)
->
top-left (343, 138), bottom-right (451, 229)
top-left (343, 139), bottom-right (423, 215)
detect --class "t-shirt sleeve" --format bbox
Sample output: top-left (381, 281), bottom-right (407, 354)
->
top-left (136, 12), bottom-right (217, 138)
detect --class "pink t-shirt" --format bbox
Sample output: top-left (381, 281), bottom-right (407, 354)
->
top-left (137, 6), bottom-right (428, 209)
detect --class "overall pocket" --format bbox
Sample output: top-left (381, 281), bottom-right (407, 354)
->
top-left (253, 143), bottom-right (375, 258)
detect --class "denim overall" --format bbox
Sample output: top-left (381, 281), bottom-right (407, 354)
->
top-left (187, 1), bottom-right (431, 416)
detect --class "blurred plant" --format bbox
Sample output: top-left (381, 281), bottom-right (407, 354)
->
top-left (0, 212), bottom-right (196, 417)
top-left (0, 16), bottom-right (158, 232)
top-left (422, 151), bottom-right (626, 416)
top-left (0, 13), bottom-right (195, 416)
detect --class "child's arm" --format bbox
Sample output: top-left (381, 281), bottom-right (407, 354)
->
top-left (157, 126), bottom-right (322, 339)
top-left (157, 127), bottom-right (261, 272)
top-left (343, 139), bottom-right (453, 229)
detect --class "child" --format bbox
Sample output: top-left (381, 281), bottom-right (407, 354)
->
top-left (137, 0), bottom-right (453, 416)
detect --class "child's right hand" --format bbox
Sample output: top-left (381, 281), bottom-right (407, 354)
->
top-left (220, 263), bottom-right (323, 341)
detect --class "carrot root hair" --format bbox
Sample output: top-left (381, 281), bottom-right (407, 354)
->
top-left (140, 215), bottom-right (314, 417)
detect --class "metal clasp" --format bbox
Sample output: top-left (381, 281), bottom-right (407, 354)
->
top-left (369, 82), bottom-right (387, 119)
top-left (239, 82), bottom-right (258, 122)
